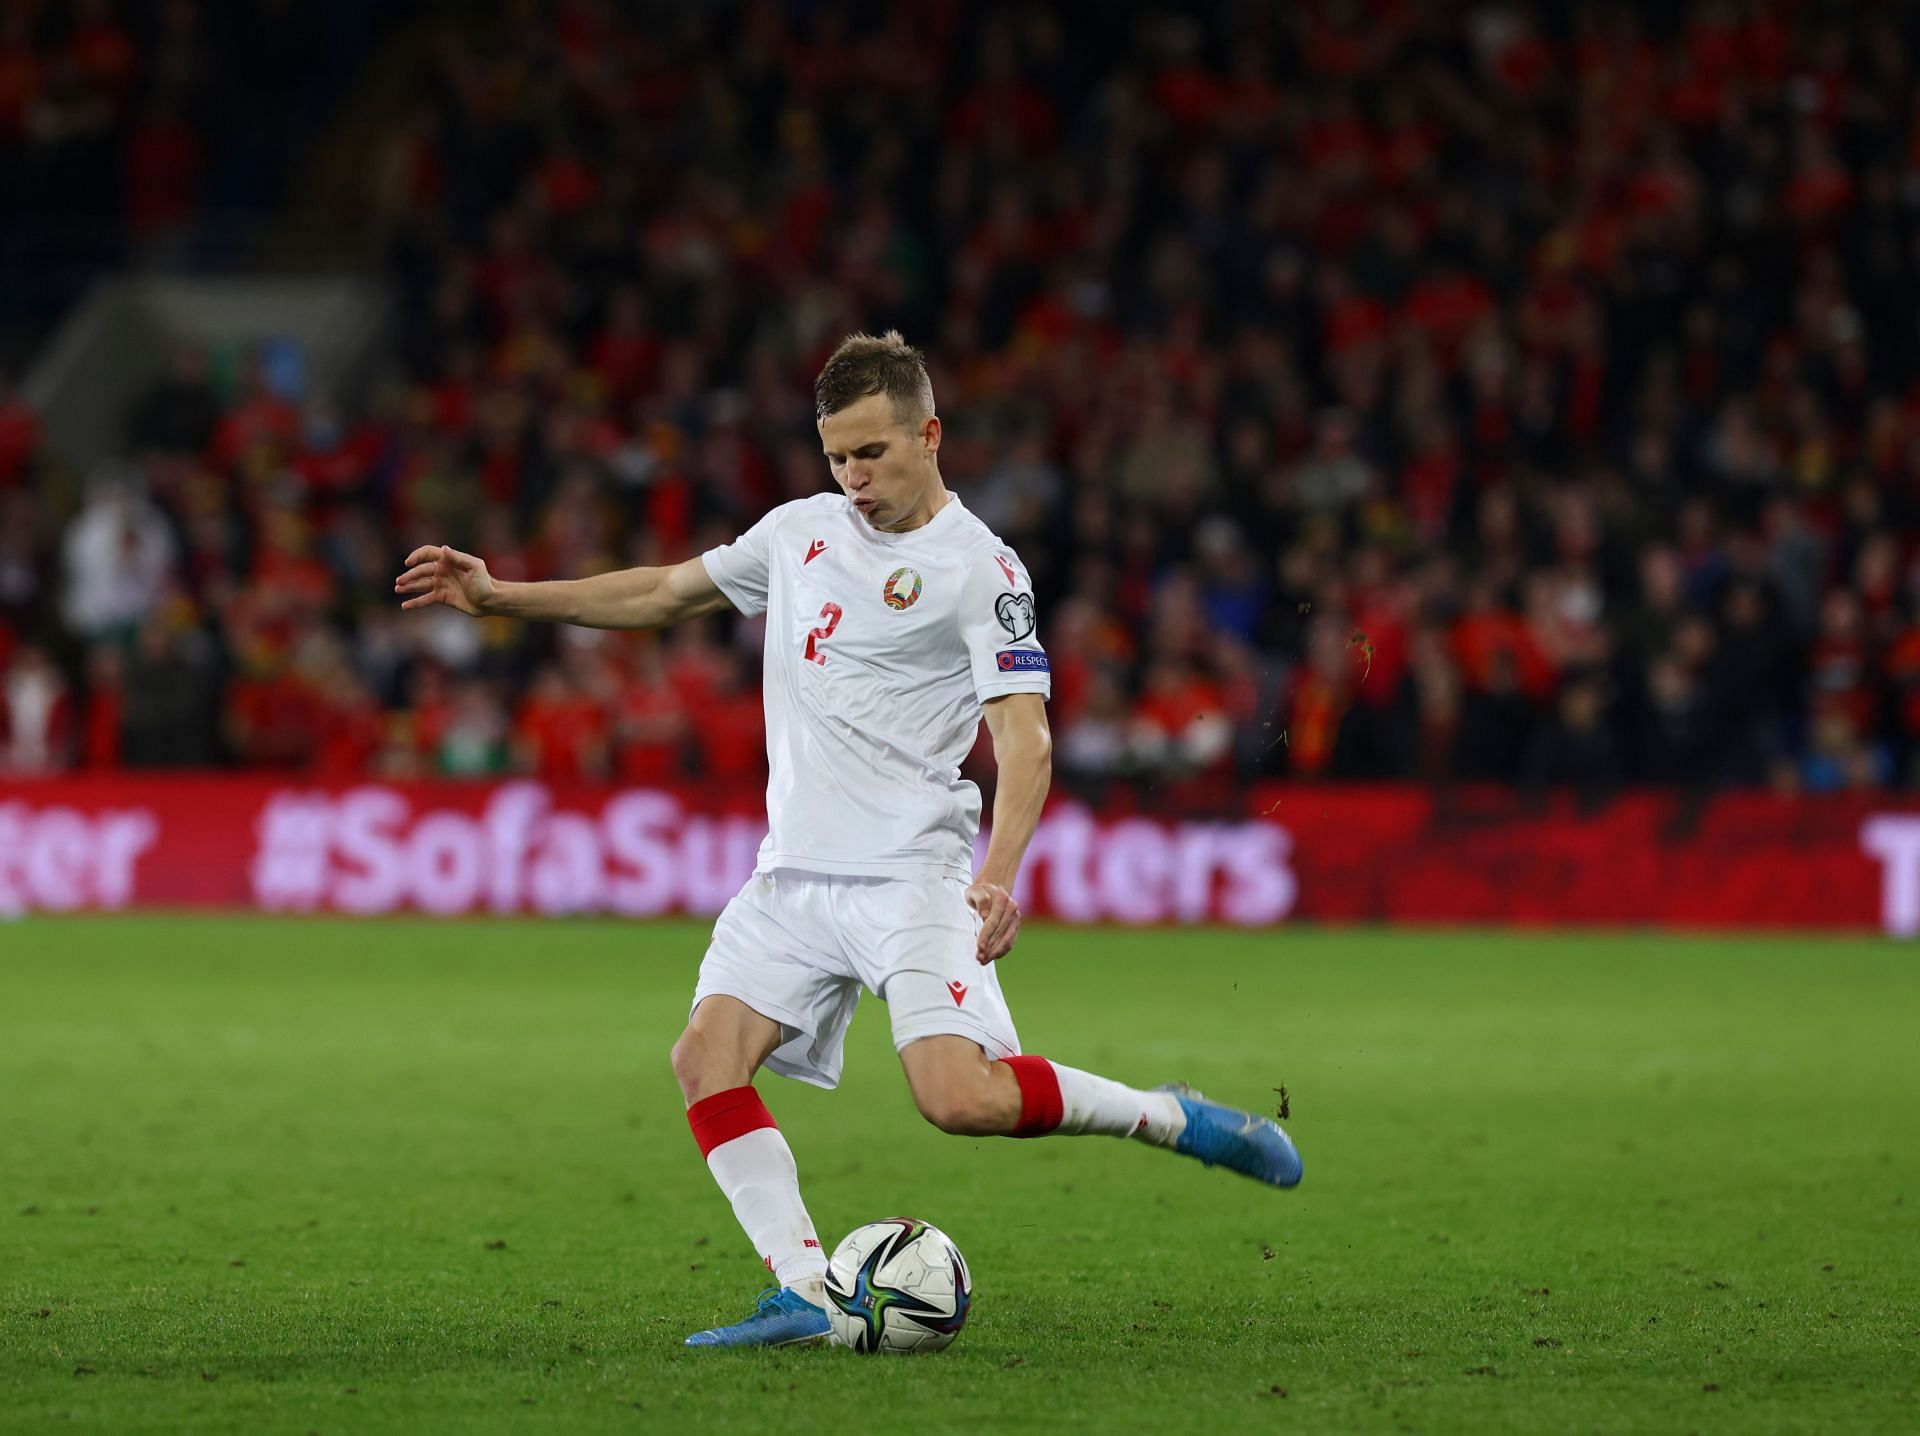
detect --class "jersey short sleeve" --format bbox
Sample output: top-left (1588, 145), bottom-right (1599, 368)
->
top-left (700, 506), bottom-right (782, 617)
top-left (960, 545), bottom-right (1051, 701)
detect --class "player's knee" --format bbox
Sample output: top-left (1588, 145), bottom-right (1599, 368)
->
top-left (670, 1027), bottom-right (718, 1102)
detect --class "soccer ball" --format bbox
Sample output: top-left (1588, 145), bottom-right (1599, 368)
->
top-left (823, 1217), bottom-right (971, 1353)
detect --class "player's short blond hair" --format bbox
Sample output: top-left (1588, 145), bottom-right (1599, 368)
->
top-left (814, 330), bottom-right (936, 425)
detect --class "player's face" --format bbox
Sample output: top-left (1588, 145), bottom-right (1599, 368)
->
top-left (819, 392), bottom-right (943, 532)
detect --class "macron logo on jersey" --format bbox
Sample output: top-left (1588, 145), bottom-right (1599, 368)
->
top-left (996, 651), bottom-right (1049, 672)
top-left (994, 555), bottom-right (1017, 586)
top-left (804, 539), bottom-right (827, 564)
top-left (947, 980), bottom-right (968, 1006)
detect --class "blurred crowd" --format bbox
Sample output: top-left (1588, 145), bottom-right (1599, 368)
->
top-left (0, 0), bottom-right (384, 329)
top-left (0, 0), bottom-right (204, 260)
top-left (10, 0), bottom-right (1920, 808)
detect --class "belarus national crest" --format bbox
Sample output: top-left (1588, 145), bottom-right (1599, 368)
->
top-left (883, 566), bottom-right (923, 610)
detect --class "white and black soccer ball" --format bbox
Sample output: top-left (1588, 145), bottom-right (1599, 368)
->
top-left (823, 1217), bottom-right (971, 1354)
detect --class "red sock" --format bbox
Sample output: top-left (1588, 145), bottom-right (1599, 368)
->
top-left (1002, 1055), bottom-right (1064, 1137)
top-left (686, 1086), bottom-right (826, 1292)
top-left (998, 1058), bottom-right (1186, 1143)
top-left (686, 1085), bottom-right (777, 1157)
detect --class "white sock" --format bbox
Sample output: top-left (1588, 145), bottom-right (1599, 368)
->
top-left (705, 1127), bottom-right (828, 1301)
top-left (1050, 1063), bottom-right (1188, 1146)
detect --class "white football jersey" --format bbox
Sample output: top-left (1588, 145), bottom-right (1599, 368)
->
top-left (701, 491), bottom-right (1049, 878)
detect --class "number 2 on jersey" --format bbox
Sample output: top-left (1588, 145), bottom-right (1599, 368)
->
top-left (803, 602), bottom-right (842, 664)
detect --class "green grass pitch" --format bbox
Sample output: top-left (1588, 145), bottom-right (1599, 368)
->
top-left (2, 917), bottom-right (1916, 1434)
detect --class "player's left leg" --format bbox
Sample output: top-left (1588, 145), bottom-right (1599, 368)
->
top-left (896, 1035), bottom-right (1175, 1139)
top-left (897, 1037), bottom-right (1303, 1189)
top-left (855, 876), bottom-right (1301, 1189)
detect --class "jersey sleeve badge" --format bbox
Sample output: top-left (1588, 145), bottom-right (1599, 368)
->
top-left (994, 591), bottom-right (1036, 640)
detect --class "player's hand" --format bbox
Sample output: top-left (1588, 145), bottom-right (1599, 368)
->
top-left (394, 544), bottom-right (494, 617)
top-left (964, 880), bottom-right (1020, 965)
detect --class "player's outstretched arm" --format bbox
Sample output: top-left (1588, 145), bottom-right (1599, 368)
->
top-left (968, 692), bottom-right (1052, 965)
top-left (393, 547), bottom-right (734, 629)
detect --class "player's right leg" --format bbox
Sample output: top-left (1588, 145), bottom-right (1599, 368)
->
top-left (674, 996), bottom-right (832, 1348)
top-left (675, 873), bottom-right (859, 1349)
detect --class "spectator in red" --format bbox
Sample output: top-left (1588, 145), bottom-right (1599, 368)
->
top-left (124, 93), bottom-right (202, 244)
top-left (398, 663), bottom-right (453, 770)
top-left (691, 649), bottom-right (766, 787)
top-left (0, 370), bottom-right (39, 490)
top-left (663, 623), bottom-right (734, 713)
top-left (222, 651), bottom-right (319, 769)
top-left (1453, 577), bottom-right (1554, 702)
top-left (290, 399), bottom-right (382, 516)
top-left (312, 671), bottom-right (387, 778)
top-left (1281, 621), bottom-right (1357, 780)
top-left (81, 643), bottom-right (122, 769)
top-left (209, 359), bottom-right (300, 471)
top-left (613, 645), bottom-right (688, 786)
top-left (1396, 626), bottom-right (1465, 784)
top-left (588, 285), bottom-right (662, 405)
top-left (1807, 589), bottom-right (1876, 735)
top-left (514, 662), bottom-right (608, 783)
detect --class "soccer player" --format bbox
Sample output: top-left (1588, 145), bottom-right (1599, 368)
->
top-left (394, 332), bottom-right (1302, 1348)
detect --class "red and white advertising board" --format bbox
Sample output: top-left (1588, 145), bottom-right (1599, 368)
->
top-left (2, 775), bottom-right (1917, 932)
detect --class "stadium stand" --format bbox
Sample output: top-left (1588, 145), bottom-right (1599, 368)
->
top-left (6, 1), bottom-right (1920, 809)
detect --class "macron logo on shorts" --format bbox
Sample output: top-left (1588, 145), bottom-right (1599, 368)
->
top-left (947, 980), bottom-right (968, 1006)
top-left (996, 650), bottom-right (1049, 672)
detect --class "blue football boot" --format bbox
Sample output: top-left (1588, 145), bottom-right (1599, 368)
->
top-left (683, 1286), bottom-right (831, 1349)
top-left (1157, 1082), bottom-right (1303, 1188)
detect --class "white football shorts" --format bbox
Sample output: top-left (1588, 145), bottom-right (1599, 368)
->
top-left (690, 869), bottom-right (1021, 1089)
